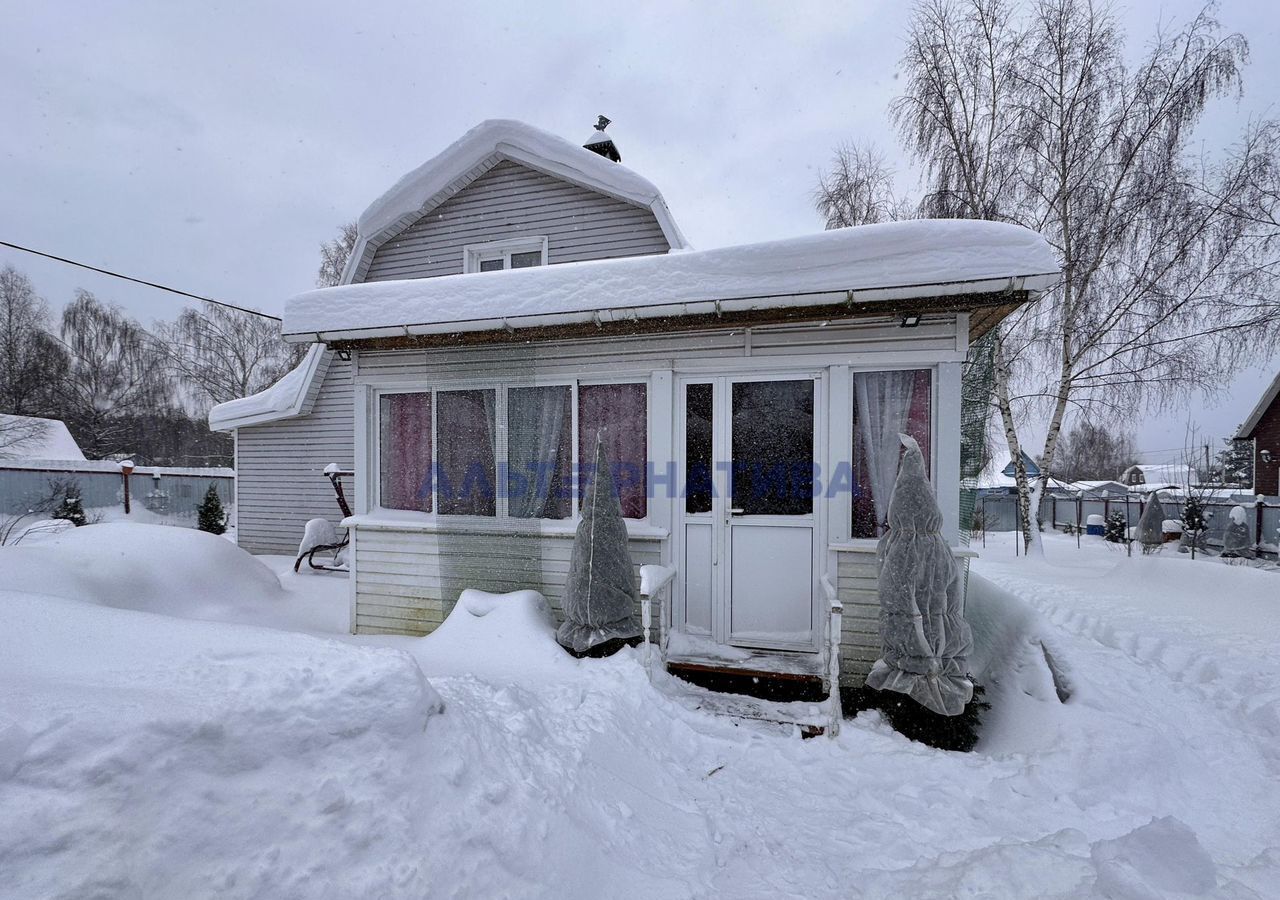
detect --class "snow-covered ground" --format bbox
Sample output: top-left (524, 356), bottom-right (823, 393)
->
top-left (2, 524), bottom-right (1277, 898)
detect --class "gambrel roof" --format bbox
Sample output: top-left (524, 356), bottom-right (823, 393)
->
top-left (340, 119), bottom-right (689, 284)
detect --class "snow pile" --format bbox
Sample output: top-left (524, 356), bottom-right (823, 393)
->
top-left (207, 344), bottom-right (323, 431)
top-left (0, 527), bottom-right (443, 900)
top-left (0, 593), bottom-right (442, 899)
top-left (1091, 817), bottom-right (1218, 900)
top-left (0, 522), bottom-right (288, 626)
top-left (408, 588), bottom-right (582, 681)
top-left (283, 219), bottom-right (1059, 339)
top-left (3, 525), bottom-right (1279, 897)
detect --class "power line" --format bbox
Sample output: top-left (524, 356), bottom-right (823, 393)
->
top-left (0, 239), bottom-right (282, 322)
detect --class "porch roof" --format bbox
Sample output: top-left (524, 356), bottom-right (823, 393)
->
top-left (281, 219), bottom-right (1058, 344)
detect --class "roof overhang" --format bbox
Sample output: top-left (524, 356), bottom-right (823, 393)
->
top-left (288, 220), bottom-right (1060, 345)
top-left (207, 345), bottom-right (330, 432)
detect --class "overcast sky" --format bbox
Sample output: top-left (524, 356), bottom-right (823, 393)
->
top-left (3, 0), bottom-right (1276, 463)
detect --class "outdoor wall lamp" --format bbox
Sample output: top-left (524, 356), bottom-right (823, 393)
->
top-left (1262, 449), bottom-right (1274, 464)
top-left (900, 313), bottom-right (922, 328)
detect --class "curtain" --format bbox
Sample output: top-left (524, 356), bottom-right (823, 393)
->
top-left (578, 383), bottom-right (648, 518)
top-left (508, 385), bottom-right (571, 519)
top-left (379, 393), bottom-right (432, 511)
top-left (437, 389), bottom-right (496, 516)
top-left (854, 371), bottom-right (919, 533)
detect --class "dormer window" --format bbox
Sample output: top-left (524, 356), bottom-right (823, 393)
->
top-left (463, 236), bottom-right (548, 274)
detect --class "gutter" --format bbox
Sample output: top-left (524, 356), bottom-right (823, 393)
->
top-left (284, 272), bottom-right (1058, 344)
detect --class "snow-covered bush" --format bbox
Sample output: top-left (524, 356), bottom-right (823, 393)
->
top-left (1104, 511), bottom-right (1128, 543)
top-left (52, 486), bottom-right (87, 527)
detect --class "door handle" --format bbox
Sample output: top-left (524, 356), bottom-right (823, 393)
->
top-left (729, 508), bottom-right (746, 516)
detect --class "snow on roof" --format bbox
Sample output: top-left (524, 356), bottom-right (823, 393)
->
top-left (343, 119), bottom-right (688, 284)
top-left (1124, 464), bottom-right (1197, 486)
top-left (1237, 370), bottom-right (1280, 439)
top-left (0, 415), bottom-right (85, 461)
top-left (286, 219), bottom-right (1059, 342)
top-left (207, 345), bottom-right (329, 432)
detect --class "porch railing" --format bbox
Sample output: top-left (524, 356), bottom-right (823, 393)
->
top-left (639, 564), bottom-right (676, 678)
top-left (821, 574), bottom-right (843, 738)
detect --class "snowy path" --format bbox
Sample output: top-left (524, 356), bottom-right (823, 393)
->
top-left (2, 525), bottom-right (1278, 898)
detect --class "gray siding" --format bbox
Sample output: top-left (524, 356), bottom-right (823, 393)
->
top-left (235, 355), bottom-right (354, 555)
top-left (364, 159), bottom-right (670, 282)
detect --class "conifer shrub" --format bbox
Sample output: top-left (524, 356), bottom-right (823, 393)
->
top-left (197, 484), bottom-right (227, 535)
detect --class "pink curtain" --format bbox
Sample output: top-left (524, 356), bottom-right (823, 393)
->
top-left (437, 389), bottom-right (496, 516)
top-left (578, 383), bottom-right (648, 518)
top-left (379, 393), bottom-right (432, 512)
top-left (851, 369), bottom-right (932, 538)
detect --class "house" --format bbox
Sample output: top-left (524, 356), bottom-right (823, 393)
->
top-left (213, 118), bottom-right (1058, 692)
top-left (1120, 463), bottom-right (1197, 489)
top-left (1237, 371), bottom-right (1280, 496)
top-left (0, 414), bottom-right (85, 461)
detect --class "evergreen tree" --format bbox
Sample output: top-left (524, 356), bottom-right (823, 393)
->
top-left (51, 486), bottom-right (87, 527)
top-left (1180, 495), bottom-right (1209, 558)
top-left (197, 484), bottom-right (227, 535)
top-left (1104, 511), bottom-right (1127, 543)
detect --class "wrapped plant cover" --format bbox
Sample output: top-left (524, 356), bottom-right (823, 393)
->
top-left (1137, 493), bottom-right (1166, 549)
top-left (1222, 505), bottom-right (1254, 558)
top-left (556, 434), bottom-right (642, 654)
top-left (866, 434), bottom-right (974, 716)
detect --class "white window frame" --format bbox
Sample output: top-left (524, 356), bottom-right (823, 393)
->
top-left (372, 376), bottom-right (650, 525)
top-left (462, 236), bottom-right (549, 274)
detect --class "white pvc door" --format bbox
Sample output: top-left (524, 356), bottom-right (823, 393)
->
top-left (676, 375), bottom-right (818, 652)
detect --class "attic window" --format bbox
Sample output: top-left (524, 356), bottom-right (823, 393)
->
top-left (463, 236), bottom-right (548, 274)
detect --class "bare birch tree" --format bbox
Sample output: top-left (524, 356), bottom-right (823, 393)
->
top-left (57, 290), bottom-right (173, 458)
top-left (885, 0), bottom-right (1277, 552)
top-left (813, 143), bottom-right (913, 228)
top-left (161, 303), bottom-right (304, 409)
top-left (0, 266), bottom-right (66, 417)
top-left (316, 221), bottom-right (358, 288)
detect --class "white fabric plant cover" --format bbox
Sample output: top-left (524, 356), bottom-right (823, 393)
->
top-left (1222, 505), bottom-right (1254, 557)
top-left (1138, 493), bottom-right (1166, 549)
top-left (866, 434), bottom-right (974, 716)
top-left (556, 435), bottom-right (642, 654)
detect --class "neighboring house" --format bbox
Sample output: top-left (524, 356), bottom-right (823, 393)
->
top-left (1236, 371), bottom-right (1280, 496)
top-left (1121, 464), bottom-right (1197, 489)
top-left (1064, 479), bottom-right (1129, 498)
top-left (0, 414), bottom-right (85, 461)
top-left (215, 118), bottom-right (1059, 691)
top-left (976, 451), bottom-right (1044, 496)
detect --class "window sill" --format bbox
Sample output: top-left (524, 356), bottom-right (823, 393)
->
top-left (343, 512), bottom-right (669, 541)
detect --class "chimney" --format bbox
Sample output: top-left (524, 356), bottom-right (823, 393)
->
top-left (583, 115), bottom-right (621, 163)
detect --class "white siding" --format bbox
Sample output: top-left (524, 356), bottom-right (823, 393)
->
top-left (835, 548), bottom-right (881, 686)
top-left (235, 355), bottom-right (354, 555)
top-left (363, 160), bottom-right (670, 282)
top-left (353, 317), bottom-right (962, 385)
top-left (352, 526), bottom-right (663, 636)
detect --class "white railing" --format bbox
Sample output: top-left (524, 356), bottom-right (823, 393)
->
top-left (639, 565), bottom-right (677, 679)
top-left (821, 573), bottom-right (843, 738)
